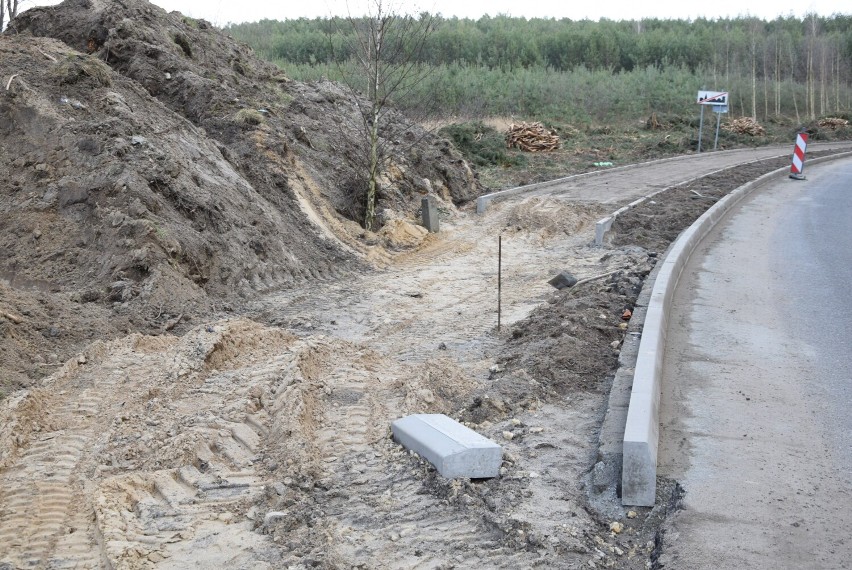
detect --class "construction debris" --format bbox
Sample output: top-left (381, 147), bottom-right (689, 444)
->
top-left (724, 117), bottom-right (766, 136)
top-left (505, 122), bottom-right (560, 152)
top-left (818, 117), bottom-right (849, 130)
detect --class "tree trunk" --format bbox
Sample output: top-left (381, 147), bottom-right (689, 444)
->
top-left (787, 40), bottom-right (800, 123)
top-left (364, 14), bottom-right (383, 232)
top-left (365, 104), bottom-right (380, 231)
top-left (836, 47), bottom-right (842, 114)
top-left (775, 36), bottom-right (781, 116)
top-left (750, 23), bottom-right (758, 119)
top-left (819, 42), bottom-right (826, 116)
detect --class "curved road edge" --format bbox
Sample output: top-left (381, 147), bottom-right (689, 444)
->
top-left (612, 151), bottom-right (852, 506)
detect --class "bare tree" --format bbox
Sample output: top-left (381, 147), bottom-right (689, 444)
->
top-left (1, 0), bottom-right (21, 31)
top-left (335, 1), bottom-right (436, 231)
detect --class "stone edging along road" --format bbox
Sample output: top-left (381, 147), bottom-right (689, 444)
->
top-left (620, 150), bottom-right (852, 506)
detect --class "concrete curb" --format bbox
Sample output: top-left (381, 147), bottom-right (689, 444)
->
top-left (620, 151), bottom-right (852, 506)
top-left (391, 414), bottom-right (503, 479)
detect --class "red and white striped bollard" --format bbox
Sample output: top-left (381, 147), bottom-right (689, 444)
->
top-left (789, 132), bottom-right (808, 180)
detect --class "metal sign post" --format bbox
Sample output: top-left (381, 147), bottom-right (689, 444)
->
top-left (696, 91), bottom-right (728, 154)
top-left (713, 105), bottom-right (728, 150)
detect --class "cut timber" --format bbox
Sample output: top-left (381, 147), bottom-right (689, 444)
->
top-left (505, 122), bottom-right (560, 152)
top-left (391, 414), bottom-right (503, 479)
top-left (818, 117), bottom-right (848, 130)
top-left (724, 117), bottom-right (766, 136)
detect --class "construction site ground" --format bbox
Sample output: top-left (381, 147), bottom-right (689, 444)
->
top-left (3, 141), bottom-right (851, 570)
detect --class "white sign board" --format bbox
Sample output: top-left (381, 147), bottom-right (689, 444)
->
top-left (697, 91), bottom-right (728, 105)
top-left (713, 105), bottom-right (729, 114)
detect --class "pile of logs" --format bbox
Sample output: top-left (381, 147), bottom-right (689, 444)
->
top-left (505, 122), bottom-right (560, 152)
top-left (818, 117), bottom-right (849, 129)
top-left (724, 117), bottom-right (766, 136)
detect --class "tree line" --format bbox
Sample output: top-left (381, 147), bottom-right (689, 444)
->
top-left (227, 14), bottom-right (852, 123)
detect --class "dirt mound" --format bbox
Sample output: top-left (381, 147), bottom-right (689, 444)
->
top-left (9, 0), bottom-right (481, 218)
top-left (490, 248), bottom-right (654, 406)
top-left (0, 34), bottom-right (342, 388)
top-left (1, 0), bottom-right (482, 390)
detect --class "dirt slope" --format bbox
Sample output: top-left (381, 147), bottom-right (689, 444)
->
top-left (1, 0), bottom-right (483, 393)
top-left (9, 0), bottom-right (480, 219)
top-left (0, 34), bottom-right (343, 392)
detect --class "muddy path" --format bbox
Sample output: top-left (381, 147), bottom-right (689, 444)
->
top-left (1, 147), bottom-right (851, 569)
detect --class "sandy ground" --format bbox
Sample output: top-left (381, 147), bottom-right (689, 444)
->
top-left (2, 148), bottom-right (852, 569)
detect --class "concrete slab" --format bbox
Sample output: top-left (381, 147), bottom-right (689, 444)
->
top-left (391, 414), bottom-right (502, 479)
top-left (421, 197), bottom-right (439, 233)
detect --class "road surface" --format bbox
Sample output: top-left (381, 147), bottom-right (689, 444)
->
top-left (489, 142), bottom-right (852, 206)
top-left (657, 158), bottom-right (852, 568)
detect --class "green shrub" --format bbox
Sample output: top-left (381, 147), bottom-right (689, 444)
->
top-left (439, 122), bottom-right (525, 168)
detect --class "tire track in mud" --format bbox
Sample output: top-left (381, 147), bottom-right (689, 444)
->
top-left (91, 329), bottom-right (304, 568)
top-left (0, 322), bottom-right (306, 568)
top-left (259, 339), bottom-right (547, 568)
top-left (244, 198), bottom-right (643, 568)
top-left (0, 354), bottom-right (137, 569)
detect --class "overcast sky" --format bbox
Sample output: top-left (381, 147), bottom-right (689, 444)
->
top-left (27, 0), bottom-right (848, 26)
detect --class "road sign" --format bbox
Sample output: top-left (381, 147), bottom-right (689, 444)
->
top-left (713, 105), bottom-right (729, 114)
top-left (697, 91), bottom-right (728, 105)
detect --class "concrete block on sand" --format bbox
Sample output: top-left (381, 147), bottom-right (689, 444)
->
top-left (391, 414), bottom-right (502, 479)
top-left (548, 271), bottom-right (578, 290)
top-left (421, 197), bottom-right (440, 233)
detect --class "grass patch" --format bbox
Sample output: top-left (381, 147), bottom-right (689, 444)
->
top-left (438, 121), bottom-right (526, 168)
top-left (53, 55), bottom-right (112, 87)
top-left (235, 108), bottom-right (265, 127)
top-left (444, 114), bottom-right (852, 191)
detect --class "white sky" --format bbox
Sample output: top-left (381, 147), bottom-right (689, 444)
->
top-left (26, 0), bottom-right (848, 26)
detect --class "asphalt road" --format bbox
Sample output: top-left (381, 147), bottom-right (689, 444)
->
top-left (495, 142), bottom-right (852, 205)
top-left (656, 158), bottom-right (852, 568)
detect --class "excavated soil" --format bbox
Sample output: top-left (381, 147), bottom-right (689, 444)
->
top-left (2, 1), bottom-right (852, 569)
top-left (1, 0), bottom-right (478, 395)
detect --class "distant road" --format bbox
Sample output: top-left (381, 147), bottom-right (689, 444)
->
top-left (656, 158), bottom-right (852, 568)
top-left (501, 142), bottom-right (852, 205)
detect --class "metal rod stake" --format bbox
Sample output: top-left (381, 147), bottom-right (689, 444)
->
top-left (497, 234), bottom-right (502, 332)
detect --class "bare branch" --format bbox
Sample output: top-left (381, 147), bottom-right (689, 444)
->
top-left (37, 48), bottom-right (57, 62)
top-left (5, 73), bottom-right (20, 91)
